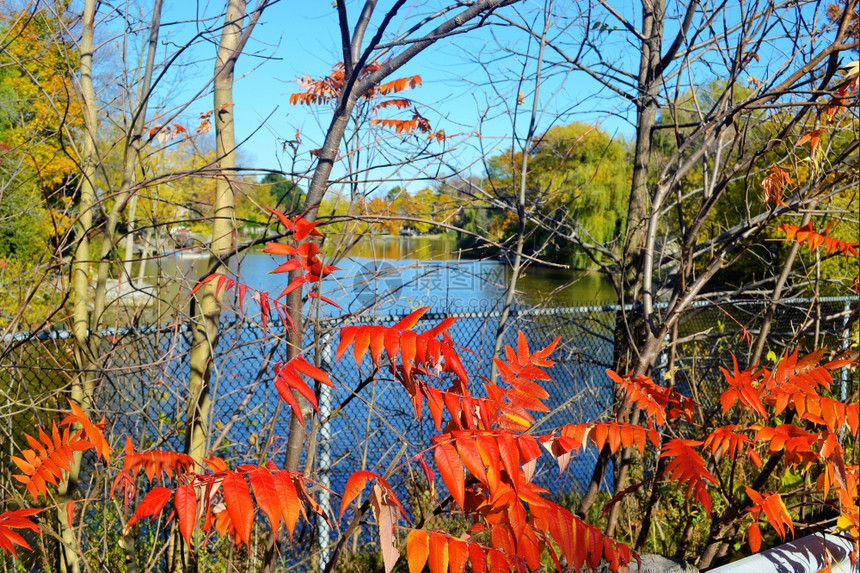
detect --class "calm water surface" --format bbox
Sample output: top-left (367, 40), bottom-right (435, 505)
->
top-left (148, 235), bottom-right (616, 316)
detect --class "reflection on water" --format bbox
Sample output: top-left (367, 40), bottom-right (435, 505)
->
top-left (144, 234), bottom-right (616, 319)
top-left (328, 235), bottom-right (616, 309)
top-left (332, 234), bottom-right (468, 261)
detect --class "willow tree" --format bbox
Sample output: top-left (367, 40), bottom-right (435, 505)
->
top-left (484, 121), bottom-right (632, 268)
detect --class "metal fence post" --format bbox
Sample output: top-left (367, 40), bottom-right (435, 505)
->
top-left (317, 331), bottom-right (335, 571)
top-left (841, 298), bottom-right (850, 403)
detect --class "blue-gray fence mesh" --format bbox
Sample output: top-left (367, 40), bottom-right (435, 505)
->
top-left (0, 296), bottom-right (855, 569)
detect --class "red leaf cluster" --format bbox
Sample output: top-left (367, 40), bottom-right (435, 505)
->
top-left (712, 349), bottom-right (860, 549)
top-left (290, 62), bottom-right (429, 140)
top-left (761, 165), bottom-right (791, 206)
top-left (371, 113), bottom-right (431, 135)
top-left (660, 439), bottom-right (718, 515)
top-left (744, 487), bottom-right (794, 552)
top-left (541, 422), bottom-right (660, 475)
top-left (719, 354), bottom-right (768, 419)
top-left (111, 437), bottom-right (198, 505)
top-left (0, 509), bottom-right (41, 557)
top-left (126, 461), bottom-right (325, 549)
top-left (262, 209), bottom-right (339, 306)
top-left (780, 222), bottom-right (859, 257)
top-left (273, 355), bottom-right (334, 424)
top-left (12, 423), bottom-right (94, 501)
top-left (290, 62), bottom-right (420, 105)
top-left (796, 128), bottom-right (826, 155)
top-left (607, 370), bottom-right (694, 426)
top-left (336, 325), bottom-right (634, 571)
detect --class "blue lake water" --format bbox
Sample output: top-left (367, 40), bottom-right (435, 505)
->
top-left (151, 235), bottom-right (616, 316)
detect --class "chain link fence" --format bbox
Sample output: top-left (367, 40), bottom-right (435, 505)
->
top-left (0, 296), bottom-right (855, 569)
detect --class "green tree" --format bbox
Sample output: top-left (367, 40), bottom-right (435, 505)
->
top-left (487, 122), bottom-right (632, 268)
top-left (261, 172), bottom-right (304, 213)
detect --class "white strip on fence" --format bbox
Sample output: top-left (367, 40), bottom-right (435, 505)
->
top-left (709, 533), bottom-right (857, 573)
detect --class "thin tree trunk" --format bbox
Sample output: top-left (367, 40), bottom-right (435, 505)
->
top-left (90, 1), bottom-right (164, 328)
top-left (280, 0), bottom-right (518, 474)
top-left (579, 0), bottom-right (665, 520)
top-left (62, 0), bottom-right (100, 570)
top-left (181, 1), bottom-right (248, 571)
top-left (92, 5), bottom-right (164, 568)
top-left (282, 103), bottom-right (357, 473)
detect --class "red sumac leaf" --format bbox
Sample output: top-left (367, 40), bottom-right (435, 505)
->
top-left (249, 468), bottom-right (281, 533)
top-left (340, 471), bottom-right (374, 519)
top-left (127, 487), bottom-right (173, 529)
top-left (274, 471), bottom-right (301, 539)
top-left (429, 532), bottom-right (449, 573)
top-left (469, 541), bottom-right (487, 573)
top-left (392, 306), bottom-right (430, 330)
top-left (748, 521), bottom-right (762, 553)
top-left (222, 472), bottom-right (254, 547)
top-left (434, 440), bottom-right (465, 509)
top-left (448, 538), bottom-right (468, 572)
top-left (0, 508), bottom-right (41, 558)
top-left (337, 326), bottom-right (359, 362)
top-left (175, 484), bottom-right (197, 548)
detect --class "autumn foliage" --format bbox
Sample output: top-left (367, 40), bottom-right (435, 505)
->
top-left (0, 206), bottom-right (856, 570)
top-left (290, 61), bottom-right (446, 140)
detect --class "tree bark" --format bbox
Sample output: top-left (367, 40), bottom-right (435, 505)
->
top-left (61, 0), bottom-right (100, 570)
top-left (579, 0), bottom-right (665, 522)
top-left (181, 1), bottom-right (249, 570)
top-left (91, 0), bottom-right (164, 333)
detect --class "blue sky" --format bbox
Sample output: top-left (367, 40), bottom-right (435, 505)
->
top-left (100, 0), bottom-right (833, 195)
top-left (150, 1), bottom-right (640, 193)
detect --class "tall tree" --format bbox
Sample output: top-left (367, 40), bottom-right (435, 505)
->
top-left (281, 0), bottom-right (520, 471)
top-left (65, 0), bottom-right (99, 569)
top-left (184, 0), bottom-right (270, 529)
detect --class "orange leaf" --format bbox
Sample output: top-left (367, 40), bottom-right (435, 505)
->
top-left (127, 487), bottom-right (173, 529)
top-left (249, 468), bottom-right (282, 533)
top-left (340, 471), bottom-right (374, 519)
top-left (719, 354), bottom-right (768, 419)
top-left (780, 223), bottom-right (858, 257)
top-left (262, 242), bottom-right (297, 256)
top-left (62, 400), bottom-right (110, 462)
top-left (274, 471), bottom-right (302, 539)
top-left (434, 440), bottom-right (465, 509)
top-left (660, 439), bottom-right (717, 515)
top-left (448, 538), bottom-right (468, 572)
top-left (796, 128), bottom-right (825, 154)
top-left (407, 530), bottom-right (430, 573)
top-left (0, 508), bottom-right (41, 558)
top-left (455, 437), bottom-right (488, 484)
top-left (748, 522), bottom-right (762, 553)
top-left (174, 484), bottom-right (197, 548)
top-left (469, 542), bottom-right (487, 573)
top-left (222, 472), bottom-right (254, 547)
top-left (703, 425), bottom-right (750, 460)
top-left (290, 356), bottom-right (334, 387)
top-left (13, 422), bottom-right (91, 502)
top-left (429, 532), bottom-right (449, 573)
top-left (393, 306), bottom-right (430, 330)
top-left (372, 98), bottom-right (412, 112)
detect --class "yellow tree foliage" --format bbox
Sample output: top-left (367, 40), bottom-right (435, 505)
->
top-left (0, 6), bottom-right (82, 193)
